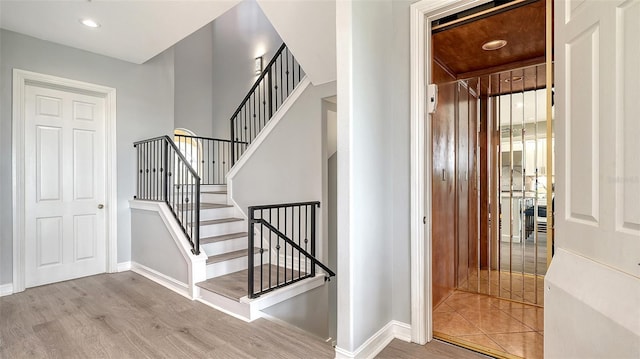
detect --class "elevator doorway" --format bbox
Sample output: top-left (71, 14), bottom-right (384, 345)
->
top-left (429, 1), bottom-right (552, 358)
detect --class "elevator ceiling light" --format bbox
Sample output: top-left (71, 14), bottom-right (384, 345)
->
top-left (481, 39), bottom-right (507, 51)
top-left (80, 18), bottom-right (100, 28)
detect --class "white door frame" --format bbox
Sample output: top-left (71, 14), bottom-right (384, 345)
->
top-left (12, 69), bottom-right (118, 293)
top-left (409, 0), bottom-right (492, 344)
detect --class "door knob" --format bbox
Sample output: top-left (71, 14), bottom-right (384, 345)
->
top-left (98, 204), bottom-right (104, 209)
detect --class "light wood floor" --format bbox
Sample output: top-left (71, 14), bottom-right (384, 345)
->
top-left (1, 272), bottom-right (490, 358)
top-left (0, 272), bottom-right (333, 358)
top-left (377, 339), bottom-right (491, 358)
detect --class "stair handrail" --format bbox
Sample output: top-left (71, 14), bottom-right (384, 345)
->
top-left (255, 219), bottom-right (336, 277)
top-left (173, 134), bottom-right (248, 185)
top-left (133, 135), bottom-right (201, 255)
top-left (247, 201), bottom-right (335, 298)
top-left (229, 43), bottom-right (305, 166)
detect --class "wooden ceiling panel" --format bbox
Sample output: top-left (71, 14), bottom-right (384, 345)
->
top-left (432, 0), bottom-right (546, 77)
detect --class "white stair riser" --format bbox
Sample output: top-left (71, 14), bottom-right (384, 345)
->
top-left (199, 207), bottom-right (235, 221)
top-left (200, 220), bottom-right (246, 237)
top-left (206, 252), bottom-right (268, 278)
top-left (202, 236), bottom-right (248, 256)
top-left (201, 185), bottom-right (226, 192)
top-left (201, 192), bottom-right (228, 204)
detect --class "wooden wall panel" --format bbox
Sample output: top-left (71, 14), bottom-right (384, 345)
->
top-left (432, 62), bottom-right (457, 308)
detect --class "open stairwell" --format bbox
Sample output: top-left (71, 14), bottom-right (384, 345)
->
top-left (186, 184), bottom-right (328, 322)
top-left (131, 42), bottom-right (334, 323)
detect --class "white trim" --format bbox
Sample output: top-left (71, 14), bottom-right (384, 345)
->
top-left (129, 200), bottom-right (208, 299)
top-left (226, 77), bottom-right (312, 216)
top-left (130, 261), bottom-right (190, 300)
top-left (0, 283), bottom-right (14, 297)
top-left (409, 0), bottom-right (493, 345)
top-left (334, 321), bottom-right (411, 359)
top-left (117, 261), bottom-right (132, 272)
top-left (12, 69), bottom-right (117, 293)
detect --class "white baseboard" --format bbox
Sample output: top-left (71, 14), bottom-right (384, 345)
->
top-left (117, 261), bottom-right (132, 272)
top-left (130, 262), bottom-right (190, 300)
top-left (335, 321), bottom-right (411, 359)
top-left (0, 283), bottom-right (13, 297)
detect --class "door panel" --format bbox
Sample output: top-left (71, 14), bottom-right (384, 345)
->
top-left (556, 0), bottom-right (640, 277)
top-left (25, 84), bottom-right (106, 287)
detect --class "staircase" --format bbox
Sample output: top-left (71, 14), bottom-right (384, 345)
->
top-left (132, 43), bottom-right (334, 322)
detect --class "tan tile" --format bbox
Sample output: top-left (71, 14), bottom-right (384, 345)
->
top-left (458, 308), bottom-right (534, 334)
top-left (489, 331), bottom-right (544, 359)
top-left (503, 307), bottom-right (544, 331)
top-left (434, 302), bottom-right (455, 313)
top-left (457, 334), bottom-right (507, 353)
top-left (433, 311), bottom-right (484, 336)
top-left (444, 292), bottom-right (496, 312)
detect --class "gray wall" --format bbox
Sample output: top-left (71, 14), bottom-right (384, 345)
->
top-left (337, 0), bottom-right (413, 351)
top-left (174, 23), bottom-right (214, 137)
top-left (262, 285), bottom-right (330, 340)
top-left (131, 209), bottom-right (188, 284)
top-left (231, 81), bottom-right (337, 214)
top-left (0, 29), bottom-right (175, 285)
top-left (390, 0), bottom-right (413, 325)
top-left (211, 0), bottom-right (282, 139)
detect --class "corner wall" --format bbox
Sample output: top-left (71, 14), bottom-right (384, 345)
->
top-left (0, 29), bottom-right (175, 285)
top-left (211, 0), bottom-right (282, 139)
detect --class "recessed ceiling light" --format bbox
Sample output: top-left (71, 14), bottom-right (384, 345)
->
top-left (80, 18), bottom-right (100, 28)
top-left (482, 39), bottom-right (507, 51)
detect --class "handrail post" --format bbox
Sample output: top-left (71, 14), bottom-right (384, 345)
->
top-left (311, 203), bottom-right (317, 277)
top-left (193, 180), bottom-right (200, 255)
top-left (248, 207), bottom-right (255, 298)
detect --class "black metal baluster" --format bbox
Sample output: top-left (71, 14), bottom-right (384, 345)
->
top-left (260, 209), bottom-right (264, 292)
top-left (248, 207), bottom-right (255, 297)
top-left (284, 205), bottom-right (287, 283)
top-left (297, 205), bottom-right (301, 279)
top-left (269, 208), bottom-right (272, 289)
top-left (305, 205), bottom-right (308, 274)
top-left (276, 207), bottom-right (280, 286)
top-left (311, 203), bottom-right (316, 277)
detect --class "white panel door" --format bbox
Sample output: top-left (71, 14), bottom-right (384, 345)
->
top-left (556, 0), bottom-right (640, 276)
top-left (24, 84), bottom-right (106, 287)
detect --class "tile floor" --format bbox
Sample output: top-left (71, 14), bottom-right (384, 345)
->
top-left (457, 269), bottom-right (545, 306)
top-left (433, 290), bottom-right (544, 359)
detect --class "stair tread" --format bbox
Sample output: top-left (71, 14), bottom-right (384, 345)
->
top-left (201, 191), bottom-right (227, 195)
top-left (198, 217), bottom-right (244, 226)
top-left (206, 247), bottom-right (260, 264)
top-left (200, 232), bottom-right (249, 244)
top-left (177, 202), bottom-right (232, 211)
top-left (197, 264), bottom-right (309, 301)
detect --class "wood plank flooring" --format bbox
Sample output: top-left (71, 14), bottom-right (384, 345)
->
top-left (197, 264), bottom-right (307, 300)
top-left (377, 339), bottom-right (491, 358)
top-left (0, 272), bottom-right (332, 358)
top-left (1, 272), bottom-right (491, 358)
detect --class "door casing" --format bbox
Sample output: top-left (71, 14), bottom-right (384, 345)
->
top-left (12, 69), bottom-right (118, 293)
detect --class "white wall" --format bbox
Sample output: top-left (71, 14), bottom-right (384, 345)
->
top-left (230, 81), bottom-right (336, 214)
top-left (257, 0), bottom-right (336, 85)
top-left (545, 249), bottom-right (640, 358)
top-left (0, 29), bottom-right (175, 285)
top-left (262, 285), bottom-right (330, 340)
top-left (131, 209), bottom-right (189, 284)
top-left (211, 0), bottom-right (282, 139)
top-left (336, 0), bottom-right (414, 353)
top-left (174, 23), bottom-right (214, 137)
top-left (337, 0), bottom-right (394, 352)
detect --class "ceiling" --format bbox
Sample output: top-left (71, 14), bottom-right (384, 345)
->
top-left (432, 0), bottom-right (546, 79)
top-left (0, 0), bottom-right (241, 64)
